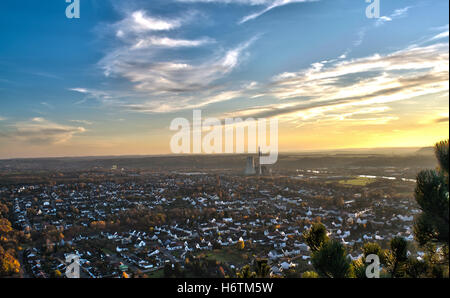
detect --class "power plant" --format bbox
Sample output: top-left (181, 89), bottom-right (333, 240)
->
top-left (244, 156), bottom-right (256, 175)
top-left (244, 147), bottom-right (270, 176)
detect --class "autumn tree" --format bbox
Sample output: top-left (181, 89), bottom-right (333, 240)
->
top-left (237, 239), bottom-right (245, 250)
top-left (0, 246), bottom-right (20, 277)
top-left (0, 202), bottom-right (8, 217)
top-left (0, 218), bottom-right (12, 234)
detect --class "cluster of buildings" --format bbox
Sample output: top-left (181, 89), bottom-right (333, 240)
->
top-left (2, 168), bottom-right (422, 277)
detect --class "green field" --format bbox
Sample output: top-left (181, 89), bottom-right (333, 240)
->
top-left (338, 177), bottom-right (375, 186)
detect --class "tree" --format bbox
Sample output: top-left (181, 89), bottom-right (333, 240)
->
top-left (334, 197), bottom-right (345, 209)
top-left (435, 140), bottom-right (449, 174)
top-left (418, 243), bottom-right (449, 278)
top-left (362, 242), bottom-right (386, 265)
top-left (237, 239), bottom-right (245, 250)
top-left (350, 258), bottom-right (367, 279)
top-left (164, 262), bottom-right (185, 278)
top-left (0, 203), bottom-right (8, 217)
top-left (237, 265), bottom-right (256, 278)
top-left (312, 240), bottom-right (351, 278)
top-left (304, 223), bottom-right (329, 252)
top-left (405, 258), bottom-right (428, 278)
top-left (386, 237), bottom-right (408, 278)
top-left (302, 271), bottom-right (319, 278)
top-left (254, 259), bottom-right (271, 278)
top-left (348, 242), bottom-right (387, 278)
top-left (53, 269), bottom-right (62, 278)
top-left (212, 241), bottom-right (222, 250)
top-left (0, 218), bottom-right (12, 234)
top-left (0, 246), bottom-right (20, 277)
top-left (414, 140), bottom-right (449, 246)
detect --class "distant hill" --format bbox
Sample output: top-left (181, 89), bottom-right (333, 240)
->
top-left (416, 147), bottom-right (435, 156)
top-left (0, 152), bottom-right (438, 173)
top-left (284, 147), bottom-right (426, 155)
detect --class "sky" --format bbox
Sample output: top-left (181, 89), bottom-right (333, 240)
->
top-left (0, 0), bottom-right (448, 159)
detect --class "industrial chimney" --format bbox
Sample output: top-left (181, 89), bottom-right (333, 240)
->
top-left (244, 156), bottom-right (256, 175)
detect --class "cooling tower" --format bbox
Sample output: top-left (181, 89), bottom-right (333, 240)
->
top-left (244, 156), bottom-right (256, 175)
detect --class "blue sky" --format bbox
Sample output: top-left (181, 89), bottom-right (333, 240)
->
top-left (0, 0), bottom-right (448, 158)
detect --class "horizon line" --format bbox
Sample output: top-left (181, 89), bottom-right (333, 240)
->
top-left (0, 146), bottom-right (433, 161)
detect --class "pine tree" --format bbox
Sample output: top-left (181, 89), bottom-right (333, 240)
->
top-left (386, 237), bottom-right (408, 278)
top-left (304, 223), bottom-right (329, 252)
top-left (362, 242), bottom-right (386, 265)
top-left (237, 265), bottom-right (256, 278)
top-left (254, 259), bottom-right (271, 278)
top-left (414, 140), bottom-right (449, 246)
top-left (312, 240), bottom-right (351, 278)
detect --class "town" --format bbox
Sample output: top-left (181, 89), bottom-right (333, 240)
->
top-left (0, 152), bottom-right (429, 278)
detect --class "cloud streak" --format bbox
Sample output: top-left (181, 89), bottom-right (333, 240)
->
top-left (91, 7), bottom-right (260, 113)
top-left (376, 6), bottom-right (411, 27)
top-left (238, 0), bottom-right (316, 24)
top-left (176, 0), bottom-right (316, 23)
top-left (132, 36), bottom-right (214, 49)
top-left (3, 118), bottom-right (86, 145)
top-left (226, 42), bottom-right (449, 125)
top-left (115, 10), bottom-right (184, 34)
top-left (101, 37), bottom-right (256, 94)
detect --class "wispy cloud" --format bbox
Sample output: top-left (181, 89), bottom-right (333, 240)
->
top-left (353, 28), bottom-right (366, 47)
top-left (4, 118), bottom-right (86, 144)
top-left (70, 120), bottom-right (94, 125)
top-left (345, 6), bottom-right (413, 56)
top-left (391, 6), bottom-right (411, 18)
top-left (132, 36), bottom-right (214, 49)
top-left (430, 30), bottom-right (449, 41)
top-left (434, 117), bottom-right (449, 123)
top-left (74, 2), bottom-right (447, 122)
top-left (101, 37), bottom-right (256, 93)
top-left (125, 89), bottom-right (244, 113)
top-left (72, 5), bottom-right (261, 114)
top-left (40, 102), bottom-right (55, 110)
top-left (102, 8), bottom-right (212, 54)
top-left (431, 24), bottom-right (449, 31)
top-left (89, 7), bottom-right (260, 113)
top-left (177, 0), bottom-right (316, 24)
top-left (238, 0), bottom-right (316, 24)
top-left (69, 88), bottom-right (121, 105)
top-left (376, 6), bottom-right (411, 27)
top-left (115, 10), bottom-right (184, 34)
top-left (95, 8), bottom-right (253, 95)
top-left (226, 42), bottom-right (449, 125)
top-left (110, 9), bottom-right (202, 42)
top-left (375, 16), bottom-right (392, 27)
